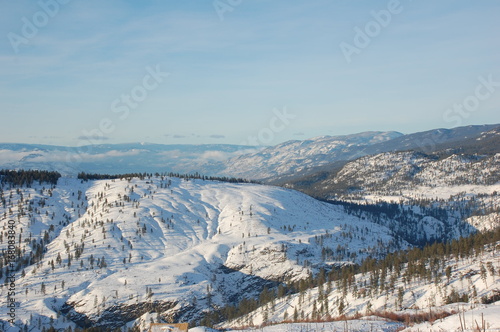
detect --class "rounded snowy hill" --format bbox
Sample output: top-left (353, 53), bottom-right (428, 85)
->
top-left (2, 175), bottom-right (414, 330)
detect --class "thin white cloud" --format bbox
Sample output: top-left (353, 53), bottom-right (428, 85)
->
top-left (200, 150), bottom-right (232, 161)
top-left (157, 150), bottom-right (183, 159)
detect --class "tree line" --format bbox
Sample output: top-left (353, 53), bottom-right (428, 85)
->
top-left (77, 171), bottom-right (259, 184)
top-left (0, 169), bottom-right (61, 187)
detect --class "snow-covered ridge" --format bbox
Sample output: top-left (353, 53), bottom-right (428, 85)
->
top-left (285, 150), bottom-right (500, 225)
top-left (221, 131), bottom-right (402, 180)
top-left (222, 124), bottom-right (500, 182)
top-left (329, 152), bottom-right (500, 191)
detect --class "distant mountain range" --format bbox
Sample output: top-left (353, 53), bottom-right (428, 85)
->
top-left (222, 124), bottom-right (500, 182)
top-left (220, 131), bottom-right (403, 181)
top-left (0, 124), bottom-right (499, 182)
top-left (278, 125), bottom-right (500, 204)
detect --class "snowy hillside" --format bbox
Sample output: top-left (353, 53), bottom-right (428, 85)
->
top-left (0, 175), bottom-right (424, 331)
top-left (217, 304), bottom-right (500, 332)
top-left (219, 236), bottom-right (500, 332)
top-left (313, 151), bottom-right (500, 204)
top-left (283, 125), bottom-right (500, 201)
top-left (329, 152), bottom-right (500, 191)
top-left (221, 131), bottom-right (402, 181)
top-left (285, 150), bottom-right (500, 235)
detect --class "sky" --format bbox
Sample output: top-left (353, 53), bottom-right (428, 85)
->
top-left (0, 0), bottom-right (499, 147)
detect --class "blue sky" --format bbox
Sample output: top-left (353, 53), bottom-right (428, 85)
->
top-left (0, 0), bottom-right (499, 146)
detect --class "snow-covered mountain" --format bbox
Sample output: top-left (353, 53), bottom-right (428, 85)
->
top-left (220, 131), bottom-right (403, 181)
top-left (283, 151), bottom-right (500, 233)
top-left (0, 174), bottom-right (451, 331)
top-left (282, 128), bottom-right (500, 235)
top-left (317, 151), bottom-right (500, 195)
top-left (220, 124), bottom-right (500, 182)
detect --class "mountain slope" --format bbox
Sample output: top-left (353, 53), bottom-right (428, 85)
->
top-left (281, 129), bottom-right (500, 233)
top-left (319, 152), bottom-right (500, 194)
top-left (221, 124), bottom-right (499, 182)
top-left (221, 131), bottom-right (403, 181)
top-left (362, 124), bottom-right (500, 155)
top-left (283, 151), bottom-right (500, 232)
top-left (219, 234), bottom-right (500, 331)
top-left (0, 175), bottom-right (437, 331)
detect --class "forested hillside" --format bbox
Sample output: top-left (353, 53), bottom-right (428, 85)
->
top-left (220, 229), bottom-right (500, 331)
top-left (1, 170), bottom-right (451, 331)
